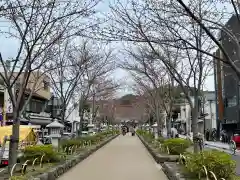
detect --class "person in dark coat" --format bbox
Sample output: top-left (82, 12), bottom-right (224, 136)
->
top-left (205, 129), bottom-right (210, 141)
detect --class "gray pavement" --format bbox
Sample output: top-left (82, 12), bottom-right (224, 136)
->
top-left (58, 134), bottom-right (168, 180)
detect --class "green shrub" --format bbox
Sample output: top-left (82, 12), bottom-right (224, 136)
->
top-left (152, 137), bottom-right (165, 149)
top-left (61, 139), bottom-right (82, 150)
top-left (61, 129), bottom-right (118, 150)
top-left (10, 176), bottom-right (27, 180)
top-left (184, 150), bottom-right (236, 179)
top-left (22, 145), bottom-right (61, 163)
top-left (136, 129), bottom-right (145, 135)
top-left (163, 138), bottom-right (191, 155)
top-left (156, 137), bottom-right (165, 143)
top-left (136, 129), bottom-right (155, 142)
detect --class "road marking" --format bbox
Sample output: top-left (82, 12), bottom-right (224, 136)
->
top-left (155, 162), bottom-right (162, 170)
top-left (0, 169), bottom-right (5, 173)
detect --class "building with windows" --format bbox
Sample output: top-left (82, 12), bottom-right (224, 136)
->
top-left (66, 104), bottom-right (80, 134)
top-left (214, 15), bottom-right (240, 136)
top-left (45, 96), bottom-right (63, 119)
top-left (2, 71), bottom-right (52, 127)
top-left (202, 91), bottom-right (217, 131)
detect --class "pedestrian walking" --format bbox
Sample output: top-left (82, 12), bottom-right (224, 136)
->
top-left (205, 129), bottom-right (210, 141)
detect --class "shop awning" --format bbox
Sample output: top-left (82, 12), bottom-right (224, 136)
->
top-left (0, 126), bottom-right (37, 144)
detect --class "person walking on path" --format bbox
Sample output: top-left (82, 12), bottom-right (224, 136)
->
top-left (130, 126), bottom-right (135, 136)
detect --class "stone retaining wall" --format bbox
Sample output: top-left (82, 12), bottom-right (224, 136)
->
top-left (31, 135), bottom-right (119, 180)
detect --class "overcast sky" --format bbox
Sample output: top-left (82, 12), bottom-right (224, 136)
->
top-left (0, 0), bottom-right (235, 98)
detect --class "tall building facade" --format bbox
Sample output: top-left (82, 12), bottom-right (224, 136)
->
top-left (214, 15), bottom-right (240, 135)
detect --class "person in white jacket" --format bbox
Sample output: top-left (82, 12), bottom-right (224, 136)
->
top-left (171, 127), bottom-right (178, 138)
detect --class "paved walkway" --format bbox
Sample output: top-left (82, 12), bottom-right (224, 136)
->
top-left (58, 134), bottom-right (168, 180)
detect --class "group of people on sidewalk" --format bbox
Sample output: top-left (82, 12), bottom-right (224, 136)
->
top-left (205, 129), bottom-right (232, 143)
top-left (121, 125), bottom-right (135, 136)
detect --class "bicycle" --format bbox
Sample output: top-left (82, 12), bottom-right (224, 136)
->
top-left (229, 140), bottom-right (236, 155)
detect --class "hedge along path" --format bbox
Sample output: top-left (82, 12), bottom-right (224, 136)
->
top-left (178, 154), bottom-right (226, 180)
top-left (152, 140), bottom-right (170, 155)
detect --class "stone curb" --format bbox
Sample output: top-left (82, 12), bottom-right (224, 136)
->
top-left (161, 162), bottom-right (186, 180)
top-left (137, 135), bottom-right (186, 180)
top-left (31, 134), bottom-right (119, 180)
top-left (137, 135), bottom-right (178, 163)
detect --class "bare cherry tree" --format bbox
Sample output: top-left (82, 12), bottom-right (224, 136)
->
top-left (49, 41), bottom-right (93, 124)
top-left (90, 77), bottom-right (119, 125)
top-left (0, 0), bottom-right (100, 170)
top-left (175, 0), bottom-right (240, 76)
top-left (76, 45), bottom-right (116, 134)
top-left (122, 46), bottom-right (176, 137)
top-left (99, 0), bottom-right (215, 151)
top-left (121, 47), bottom-right (163, 135)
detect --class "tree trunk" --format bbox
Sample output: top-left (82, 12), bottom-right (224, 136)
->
top-left (167, 114), bottom-right (172, 138)
top-left (155, 106), bottom-right (162, 136)
top-left (186, 106), bottom-right (191, 136)
top-left (192, 103), bottom-right (200, 153)
top-left (8, 111), bottom-right (20, 174)
top-left (78, 111), bottom-right (84, 135)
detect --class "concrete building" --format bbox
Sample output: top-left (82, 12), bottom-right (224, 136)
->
top-left (66, 104), bottom-right (80, 134)
top-left (1, 71), bottom-right (52, 127)
top-left (213, 15), bottom-right (240, 136)
top-left (203, 91), bottom-right (217, 131)
top-left (179, 96), bottom-right (194, 134)
top-left (178, 92), bottom-right (216, 134)
top-left (45, 96), bottom-right (63, 119)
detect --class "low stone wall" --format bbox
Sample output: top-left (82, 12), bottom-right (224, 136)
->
top-left (31, 135), bottom-right (119, 180)
top-left (137, 135), bottom-right (187, 180)
top-left (162, 162), bottom-right (186, 180)
top-left (138, 135), bottom-right (178, 163)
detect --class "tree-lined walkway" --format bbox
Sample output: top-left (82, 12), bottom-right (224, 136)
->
top-left (58, 134), bottom-right (168, 180)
